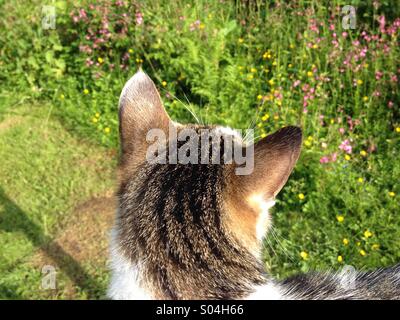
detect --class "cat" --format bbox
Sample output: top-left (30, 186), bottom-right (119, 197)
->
top-left (108, 70), bottom-right (400, 300)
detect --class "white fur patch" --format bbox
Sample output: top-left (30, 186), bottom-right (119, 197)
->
top-left (247, 282), bottom-right (286, 300)
top-left (248, 194), bottom-right (276, 240)
top-left (108, 228), bottom-right (152, 300)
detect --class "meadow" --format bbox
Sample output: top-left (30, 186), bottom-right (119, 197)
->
top-left (0, 0), bottom-right (399, 299)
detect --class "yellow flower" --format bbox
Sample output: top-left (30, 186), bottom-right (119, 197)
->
top-left (364, 63), bottom-right (369, 69)
top-left (298, 193), bottom-right (305, 200)
top-left (307, 71), bottom-right (313, 77)
top-left (98, 57), bottom-right (104, 64)
top-left (362, 96), bottom-right (368, 102)
top-left (268, 79), bottom-right (275, 86)
top-left (312, 44), bottom-right (318, 49)
top-left (360, 150), bottom-right (367, 157)
top-left (276, 100), bottom-right (282, 106)
top-left (273, 115), bottom-right (279, 120)
top-left (337, 255), bottom-right (343, 263)
top-left (247, 74), bottom-right (254, 80)
top-left (272, 60), bottom-right (277, 66)
top-left (238, 38), bottom-right (244, 43)
top-left (257, 94), bottom-right (263, 100)
top-left (95, 112), bottom-right (100, 118)
top-left (288, 63), bottom-right (293, 68)
top-left (199, 23), bottom-right (205, 29)
top-left (336, 215), bottom-right (344, 223)
top-left (396, 127), bottom-right (400, 133)
top-left (83, 89), bottom-right (89, 95)
top-left (304, 140), bottom-right (311, 147)
top-left (307, 136), bottom-right (313, 141)
top-left (261, 114), bottom-right (269, 121)
top-left (104, 127), bottom-right (111, 134)
top-left (250, 67), bottom-right (257, 73)
top-left (356, 79), bottom-right (363, 85)
top-left (343, 238), bottom-right (349, 245)
top-left (357, 177), bottom-right (364, 183)
top-left (372, 244), bottom-right (380, 250)
top-left (128, 49), bottom-right (134, 54)
top-left (161, 81), bottom-right (167, 87)
top-left (60, 94), bottom-right (65, 100)
top-left (300, 251), bottom-right (309, 260)
top-left (261, 132), bottom-right (267, 138)
top-left (344, 154), bottom-right (351, 161)
top-left (356, 241), bottom-right (361, 246)
top-left (364, 230), bottom-right (373, 238)
top-left (290, 44), bottom-right (295, 49)
top-left (359, 249), bottom-right (366, 256)
top-left (92, 117), bottom-right (98, 123)
top-left (389, 191), bottom-right (395, 197)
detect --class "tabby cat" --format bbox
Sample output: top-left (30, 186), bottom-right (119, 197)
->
top-left (108, 70), bottom-right (400, 300)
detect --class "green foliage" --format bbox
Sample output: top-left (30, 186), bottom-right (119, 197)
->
top-left (0, 0), bottom-right (399, 298)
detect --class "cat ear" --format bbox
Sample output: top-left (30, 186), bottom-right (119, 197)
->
top-left (236, 126), bottom-right (302, 199)
top-left (118, 70), bottom-right (171, 165)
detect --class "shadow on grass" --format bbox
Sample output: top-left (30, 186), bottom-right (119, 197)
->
top-left (0, 186), bottom-right (103, 299)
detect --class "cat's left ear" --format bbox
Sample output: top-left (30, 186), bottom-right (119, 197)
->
top-left (234, 126), bottom-right (302, 199)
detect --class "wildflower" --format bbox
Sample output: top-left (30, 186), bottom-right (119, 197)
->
top-left (98, 57), bottom-right (104, 64)
top-left (288, 63), bottom-right (293, 68)
top-left (344, 154), bottom-right (351, 161)
top-left (362, 96), bottom-right (368, 102)
top-left (290, 44), bottom-right (295, 49)
top-left (339, 139), bottom-right (352, 154)
top-left (359, 249), bottom-right (366, 256)
top-left (60, 94), bottom-right (65, 100)
top-left (257, 94), bottom-right (263, 100)
top-left (307, 71), bottom-right (313, 77)
top-left (300, 251), bottom-right (309, 260)
top-left (272, 60), bottom-right (277, 66)
top-left (320, 156), bottom-right (329, 164)
top-left (298, 193), bottom-right (305, 200)
top-left (364, 230), bottom-right (373, 238)
top-left (395, 127), bottom-right (400, 133)
top-left (238, 38), bottom-right (244, 43)
top-left (273, 115), bottom-right (279, 120)
top-left (372, 244), bottom-right (380, 250)
top-left (356, 79), bottom-right (363, 85)
top-left (261, 114), bottom-right (269, 121)
top-left (247, 74), bottom-right (254, 80)
top-left (304, 140), bottom-right (311, 147)
top-left (104, 127), bottom-right (111, 134)
top-left (250, 67), bottom-right (257, 73)
top-left (268, 79), bottom-right (275, 86)
top-left (92, 117), bottom-right (98, 123)
top-left (128, 49), bottom-right (134, 54)
top-left (337, 255), bottom-right (343, 263)
top-left (161, 81), bottom-right (167, 87)
top-left (343, 238), bottom-right (349, 245)
top-left (358, 178), bottom-right (364, 183)
top-left (83, 89), bottom-right (89, 95)
top-left (95, 112), bottom-right (100, 118)
top-left (336, 215), bottom-right (344, 223)
top-left (261, 132), bottom-right (267, 138)
top-left (360, 150), bottom-right (367, 157)
top-left (389, 191), bottom-right (396, 197)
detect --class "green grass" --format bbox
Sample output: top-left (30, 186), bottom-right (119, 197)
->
top-left (0, 0), bottom-right (399, 299)
top-left (0, 103), bottom-right (115, 299)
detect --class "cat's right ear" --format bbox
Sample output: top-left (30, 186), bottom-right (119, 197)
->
top-left (118, 70), bottom-right (172, 166)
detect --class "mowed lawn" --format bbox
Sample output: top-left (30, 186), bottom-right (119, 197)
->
top-left (0, 101), bottom-right (116, 299)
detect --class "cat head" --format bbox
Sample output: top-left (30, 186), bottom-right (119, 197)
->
top-left (117, 70), bottom-right (302, 257)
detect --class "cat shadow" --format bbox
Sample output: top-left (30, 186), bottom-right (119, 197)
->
top-left (0, 186), bottom-right (102, 299)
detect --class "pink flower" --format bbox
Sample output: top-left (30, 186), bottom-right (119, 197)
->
top-left (339, 127), bottom-right (345, 135)
top-left (320, 156), bottom-right (329, 164)
top-left (388, 101), bottom-right (394, 108)
top-left (135, 12), bottom-right (143, 25)
top-left (339, 139), bottom-right (352, 154)
top-left (331, 153), bottom-right (338, 162)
